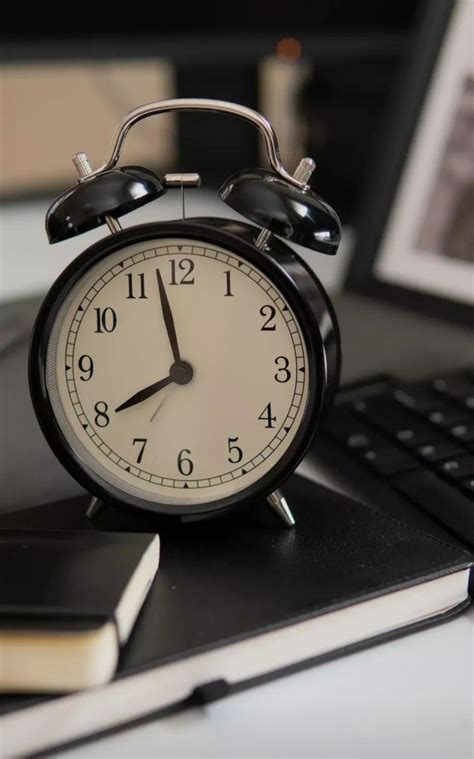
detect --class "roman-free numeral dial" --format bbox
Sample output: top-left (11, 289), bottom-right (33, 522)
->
top-left (49, 238), bottom-right (309, 507)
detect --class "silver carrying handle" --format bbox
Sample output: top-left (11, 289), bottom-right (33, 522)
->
top-left (79, 98), bottom-right (314, 189)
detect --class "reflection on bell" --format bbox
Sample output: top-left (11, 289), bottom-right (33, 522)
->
top-left (219, 168), bottom-right (341, 255)
top-left (45, 166), bottom-right (166, 244)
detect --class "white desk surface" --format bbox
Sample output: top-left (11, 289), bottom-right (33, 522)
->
top-left (62, 605), bottom-right (473, 759)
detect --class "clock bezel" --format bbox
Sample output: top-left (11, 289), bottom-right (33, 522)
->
top-left (29, 219), bottom-right (338, 519)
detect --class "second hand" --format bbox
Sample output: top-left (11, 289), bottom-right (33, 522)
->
top-left (149, 391), bottom-right (171, 422)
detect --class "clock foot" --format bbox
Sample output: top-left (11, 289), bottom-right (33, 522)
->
top-left (267, 489), bottom-right (295, 528)
top-left (86, 497), bottom-right (105, 519)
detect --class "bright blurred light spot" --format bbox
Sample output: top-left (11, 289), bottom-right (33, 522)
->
top-left (276, 37), bottom-right (301, 61)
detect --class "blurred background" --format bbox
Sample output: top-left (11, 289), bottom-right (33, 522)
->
top-left (0, 0), bottom-right (422, 301)
top-left (0, 0), bottom-right (472, 533)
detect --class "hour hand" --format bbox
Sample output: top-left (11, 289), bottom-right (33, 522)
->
top-left (115, 375), bottom-right (173, 413)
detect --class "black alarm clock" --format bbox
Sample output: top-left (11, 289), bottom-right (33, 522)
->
top-left (29, 99), bottom-right (341, 527)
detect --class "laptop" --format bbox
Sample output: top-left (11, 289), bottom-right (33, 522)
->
top-left (301, 0), bottom-right (474, 549)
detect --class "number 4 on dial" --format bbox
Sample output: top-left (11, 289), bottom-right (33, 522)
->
top-left (258, 403), bottom-right (276, 428)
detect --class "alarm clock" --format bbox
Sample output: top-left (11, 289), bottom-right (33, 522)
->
top-left (29, 99), bottom-right (341, 527)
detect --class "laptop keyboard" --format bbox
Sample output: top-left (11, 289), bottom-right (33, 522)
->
top-left (323, 368), bottom-right (474, 545)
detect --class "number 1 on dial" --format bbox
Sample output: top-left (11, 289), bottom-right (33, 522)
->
top-left (224, 270), bottom-right (233, 297)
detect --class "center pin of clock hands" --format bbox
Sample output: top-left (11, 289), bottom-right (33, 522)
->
top-left (115, 268), bottom-right (193, 414)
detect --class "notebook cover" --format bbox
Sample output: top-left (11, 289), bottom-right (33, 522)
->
top-left (0, 529), bottom-right (156, 628)
top-left (0, 475), bottom-right (471, 752)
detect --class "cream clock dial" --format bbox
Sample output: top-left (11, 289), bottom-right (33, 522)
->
top-left (46, 237), bottom-right (310, 507)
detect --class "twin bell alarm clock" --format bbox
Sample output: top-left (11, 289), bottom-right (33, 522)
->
top-left (29, 99), bottom-right (342, 527)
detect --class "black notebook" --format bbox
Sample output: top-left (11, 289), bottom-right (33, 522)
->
top-left (0, 529), bottom-right (159, 693)
top-left (0, 475), bottom-right (471, 758)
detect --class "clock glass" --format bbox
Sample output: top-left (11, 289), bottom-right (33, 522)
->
top-left (45, 237), bottom-right (310, 509)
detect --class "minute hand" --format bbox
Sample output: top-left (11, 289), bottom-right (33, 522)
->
top-left (156, 269), bottom-right (181, 363)
top-left (115, 375), bottom-right (173, 413)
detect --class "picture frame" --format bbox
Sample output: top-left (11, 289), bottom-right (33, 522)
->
top-left (346, 0), bottom-right (473, 326)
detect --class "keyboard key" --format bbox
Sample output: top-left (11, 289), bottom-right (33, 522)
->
top-left (351, 399), bottom-right (370, 414)
top-left (345, 433), bottom-right (374, 450)
top-left (351, 395), bottom-right (434, 446)
top-left (427, 407), bottom-right (469, 428)
top-left (432, 374), bottom-right (474, 401)
top-left (393, 386), bottom-right (441, 413)
top-left (461, 477), bottom-right (474, 495)
top-left (354, 394), bottom-right (413, 417)
top-left (450, 422), bottom-right (474, 443)
top-left (438, 456), bottom-right (474, 481)
top-left (362, 446), bottom-right (419, 477)
top-left (325, 409), bottom-right (385, 450)
top-left (417, 440), bottom-right (464, 463)
top-left (393, 469), bottom-right (474, 543)
top-left (393, 426), bottom-right (435, 447)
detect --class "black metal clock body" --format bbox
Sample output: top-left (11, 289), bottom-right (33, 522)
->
top-left (29, 98), bottom-right (343, 526)
top-left (29, 218), bottom-right (340, 521)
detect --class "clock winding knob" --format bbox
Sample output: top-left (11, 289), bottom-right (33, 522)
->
top-left (292, 157), bottom-right (316, 187)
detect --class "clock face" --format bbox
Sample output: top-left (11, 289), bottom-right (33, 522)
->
top-left (44, 236), bottom-right (311, 509)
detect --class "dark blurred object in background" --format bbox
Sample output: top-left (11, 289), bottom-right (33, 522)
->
top-left (0, 1), bottom-right (421, 39)
top-left (298, 52), bottom-right (401, 223)
top-left (1, 0), bottom-right (423, 226)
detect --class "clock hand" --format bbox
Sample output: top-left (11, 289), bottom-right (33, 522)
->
top-left (156, 268), bottom-right (181, 364)
top-left (115, 360), bottom-right (194, 414)
top-left (115, 374), bottom-right (173, 413)
top-left (149, 391), bottom-right (171, 422)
